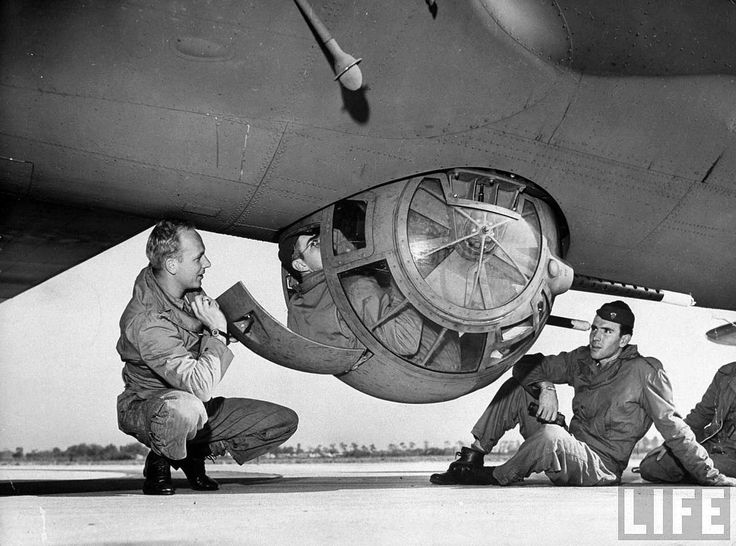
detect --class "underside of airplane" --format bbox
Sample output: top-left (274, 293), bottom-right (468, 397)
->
top-left (1, 0), bottom-right (735, 401)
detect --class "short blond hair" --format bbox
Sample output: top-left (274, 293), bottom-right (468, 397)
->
top-left (146, 219), bottom-right (195, 271)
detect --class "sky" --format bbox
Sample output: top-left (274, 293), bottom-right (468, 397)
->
top-left (1, 228), bottom-right (735, 452)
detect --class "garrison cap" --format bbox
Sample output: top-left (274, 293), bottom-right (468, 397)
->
top-left (596, 300), bottom-right (635, 329)
top-left (277, 226), bottom-right (319, 271)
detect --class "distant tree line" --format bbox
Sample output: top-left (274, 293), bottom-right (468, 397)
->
top-left (271, 441), bottom-right (451, 459)
top-left (0, 443), bottom-right (149, 463)
top-left (267, 435), bottom-right (660, 460)
top-left (1, 435), bottom-right (661, 463)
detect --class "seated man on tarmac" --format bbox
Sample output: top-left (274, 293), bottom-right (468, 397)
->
top-left (430, 300), bottom-right (736, 487)
top-left (278, 227), bottom-right (461, 368)
top-left (639, 362), bottom-right (736, 483)
top-left (116, 219), bottom-right (298, 495)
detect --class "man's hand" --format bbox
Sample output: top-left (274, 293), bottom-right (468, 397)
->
top-left (536, 382), bottom-right (559, 422)
top-left (191, 294), bottom-right (227, 332)
top-left (711, 474), bottom-right (736, 487)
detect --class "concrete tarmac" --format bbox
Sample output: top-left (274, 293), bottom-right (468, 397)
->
top-left (1, 460), bottom-right (733, 545)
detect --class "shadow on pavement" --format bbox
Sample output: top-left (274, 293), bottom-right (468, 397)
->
top-left (0, 473), bottom-right (464, 496)
top-left (0, 474), bottom-right (282, 496)
top-left (1, 471), bottom-right (646, 497)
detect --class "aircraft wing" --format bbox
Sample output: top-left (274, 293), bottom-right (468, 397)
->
top-left (0, 197), bottom-right (152, 302)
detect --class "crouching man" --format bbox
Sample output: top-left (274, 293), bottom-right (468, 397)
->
top-left (430, 301), bottom-right (736, 487)
top-left (116, 219), bottom-right (298, 495)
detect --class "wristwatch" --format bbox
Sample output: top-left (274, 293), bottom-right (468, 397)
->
top-left (210, 329), bottom-right (229, 345)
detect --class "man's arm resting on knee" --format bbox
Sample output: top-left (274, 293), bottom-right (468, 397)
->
top-left (644, 367), bottom-right (730, 485)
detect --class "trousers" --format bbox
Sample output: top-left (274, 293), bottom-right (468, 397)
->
top-left (639, 445), bottom-right (736, 483)
top-left (117, 389), bottom-right (298, 462)
top-left (470, 377), bottom-right (618, 486)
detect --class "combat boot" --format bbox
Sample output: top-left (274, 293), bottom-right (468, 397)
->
top-left (142, 451), bottom-right (175, 495)
top-left (178, 456), bottom-right (219, 491)
top-left (430, 447), bottom-right (498, 485)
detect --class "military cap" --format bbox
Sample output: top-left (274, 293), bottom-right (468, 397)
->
top-left (596, 300), bottom-right (635, 329)
top-left (277, 226), bottom-right (319, 271)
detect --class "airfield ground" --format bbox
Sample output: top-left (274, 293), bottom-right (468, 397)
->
top-left (1, 459), bottom-right (733, 545)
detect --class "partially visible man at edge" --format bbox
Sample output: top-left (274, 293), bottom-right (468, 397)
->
top-left (639, 362), bottom-right (736, 483)
top-left (429, 300), bottom-right (736, 487)
top-left (117, 219), bottom-right (298, 495)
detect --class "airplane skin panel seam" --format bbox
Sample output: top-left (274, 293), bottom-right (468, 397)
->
top-left (260, 174), bottom-right (346, 197)
top-left (699, 183), bottom-right (736, 199)
top-left (544, 73), bottom-right (583, 146)
top-left (221, 122), bottom-right (256, 230)
top-left (226, 222), bottom-right (279, 233)
top-left (249, 184), bottom-right (337, 206)
top-left (474, 0), bottom-right (573, 67)
top-left (638, 186), bottom-right (736, 242)
top-left (552, 0), bottom-right (573, 60)
top-left (0, 132), bottom-right (256, 188)
top-left (620, 179), bottom-right (699, 250)
top-left (235, 122), bottom-right (290, 224)
top-left (289, 127), bottom-right (414, 163)
top-left (439, 129), bottom-right (691, 200)
top-left (658, 222), bottom-right (734, 240)
top-left (0, 82), bottom-right (289, 134)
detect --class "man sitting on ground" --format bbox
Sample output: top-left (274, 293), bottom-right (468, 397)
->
top-left (430, 301), bottom-right (736, 487)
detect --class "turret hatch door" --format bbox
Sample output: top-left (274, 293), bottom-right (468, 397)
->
top-left (217, 282), bottom-right (367, 374)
